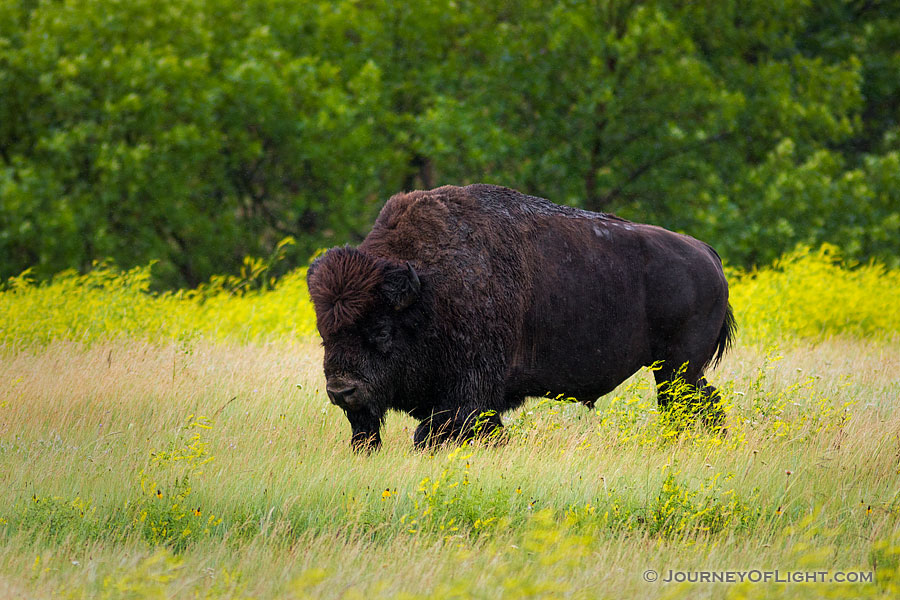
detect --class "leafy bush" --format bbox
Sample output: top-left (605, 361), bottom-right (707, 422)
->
top-left (1, 244), bottom-right (897, 348)
top-left (136, 415), bottom-right (223, 552)
top-left (731, 244), bottom-right (900, 342)
top-left (2, 0), bottom-right (899, 286)
top-left (17, 494), bottom-right (102, 543)
top-left (0, 253), bottom-right (316, 348)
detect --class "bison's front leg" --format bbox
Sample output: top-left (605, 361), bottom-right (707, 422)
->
top-left (413, 408), bottom-right (503, 449)
top-left (344, 408), bottom-right (382, 453)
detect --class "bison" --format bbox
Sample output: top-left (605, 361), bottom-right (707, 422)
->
top-left (307, 184), bottom-right (735, 451)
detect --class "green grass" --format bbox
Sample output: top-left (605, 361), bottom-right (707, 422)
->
top-left (2, 338), bottom-right (899, 598)
top-left (1, 244), bottom-right (898, 597)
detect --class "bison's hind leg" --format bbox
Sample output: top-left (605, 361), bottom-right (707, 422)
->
top-left (652, 306), bottom-right (729, 430)
top-left (654, 363), bottom-right (726, 431)
top-left (694, 376), bottom-right (727, 429)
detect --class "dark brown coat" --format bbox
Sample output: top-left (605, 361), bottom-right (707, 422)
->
top-left (307, 184), bottom-right (734, 450)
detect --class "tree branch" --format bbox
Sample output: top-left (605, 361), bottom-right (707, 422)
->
top-left (600, 131), bottom-right (732, 207)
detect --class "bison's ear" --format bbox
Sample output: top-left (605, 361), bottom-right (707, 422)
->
top-left (381, 261), bottom-right (421, 311)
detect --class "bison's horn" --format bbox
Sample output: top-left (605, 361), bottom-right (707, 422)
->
top-left (406, 261), bottom-right (421, 294)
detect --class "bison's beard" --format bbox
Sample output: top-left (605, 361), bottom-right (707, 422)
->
top-left (345, 406), bottom-right (383, 452)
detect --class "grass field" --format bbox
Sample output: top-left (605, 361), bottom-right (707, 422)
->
top-left (1, 246), bottom-right (899, 599)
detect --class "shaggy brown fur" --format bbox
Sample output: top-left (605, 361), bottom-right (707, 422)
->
top-left (307, 247), bottom-right (384, 337)
top-left (308, 184), bottom-right (735, 451)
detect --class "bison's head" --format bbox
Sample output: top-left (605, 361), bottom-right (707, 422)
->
top-left (306, 247), bottom-right (423, 451)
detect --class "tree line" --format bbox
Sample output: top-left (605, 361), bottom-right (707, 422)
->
top-left (2, 0), bottom-right (898, 287)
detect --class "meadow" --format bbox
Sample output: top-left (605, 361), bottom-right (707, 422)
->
top-left (1, 245), bottom-right (899, 599)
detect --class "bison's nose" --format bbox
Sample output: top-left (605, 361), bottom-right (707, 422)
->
top-left (326, 385), bottom-right (358, 408)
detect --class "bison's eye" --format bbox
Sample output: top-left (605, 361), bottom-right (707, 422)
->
top-left (368, 323), bottom-right (392, 353)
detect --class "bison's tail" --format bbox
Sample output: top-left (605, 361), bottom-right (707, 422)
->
top-left (711, 304), bottom-right (736, 369)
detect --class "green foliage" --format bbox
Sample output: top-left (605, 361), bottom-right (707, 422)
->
top-left (730, 244), bottom-right (900, 341)
top-left (712, 143), bottom-right (900, 267)
top-left (400, 446), bottom-right (518, 537)
top-left (1, 244), bottom-right (897, 348)
top-left (136, 415), bottom-right (222, 553)
top-left (734, 349), bottom-right (853, 441)
top-left (644, 470), bottom-right (757, 538)
top-left (0, 0), bottom-right (392, 287)
top-left (562, 469), bottom-right (758, 540)
top-left (1, 0), bottom-right (899, 286)
top-left (17, 494), bottom-right (101, 543)
top-left (0, 251), bottom-right (317, 347)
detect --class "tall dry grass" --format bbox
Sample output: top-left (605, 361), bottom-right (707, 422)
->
top-left (2, 337), bottom-right (898, 599)
top-left (2, 243), bottom-right (898, 597)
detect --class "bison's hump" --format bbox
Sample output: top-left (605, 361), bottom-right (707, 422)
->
top-left (382, 184), bottom-right (626, 225)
